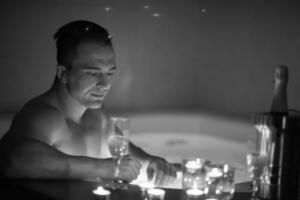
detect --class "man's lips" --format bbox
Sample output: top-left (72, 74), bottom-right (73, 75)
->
top-left (91, 93), bottom-right (105, 98)
top-left (91, 91), bottom-right (107, 98)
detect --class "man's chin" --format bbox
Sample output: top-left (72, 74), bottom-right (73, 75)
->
top-left (86, 101), bottom-right (103, 109)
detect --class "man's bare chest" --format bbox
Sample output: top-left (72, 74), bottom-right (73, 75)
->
top-left (54, 120), bottom-right (110, 158)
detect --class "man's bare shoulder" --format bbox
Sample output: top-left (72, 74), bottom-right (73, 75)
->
top-left (8, 99), bottom-right (65, 145)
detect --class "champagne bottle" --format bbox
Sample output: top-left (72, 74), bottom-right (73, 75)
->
top-left (262, 65), bottom-right (291, 200)
top-left (270, 65), bottom-right (288, 115)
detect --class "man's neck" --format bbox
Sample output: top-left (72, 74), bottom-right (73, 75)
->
top-left (53, 81), bottom-right (87, 124)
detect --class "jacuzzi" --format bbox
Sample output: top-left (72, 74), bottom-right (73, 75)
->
top-left (0, 110), bottom-right (255, 183)
top-left (126, 110), bottom-right (255, 183)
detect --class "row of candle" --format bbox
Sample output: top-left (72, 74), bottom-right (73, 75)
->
top-left (93, 185), bottom-right (217, 200)
top-left (93, 158), bottom-right (235, 200)
top-left (93, 185), bottom-right (166, 200)
top-left (182, 159), bottom-right (235, 199)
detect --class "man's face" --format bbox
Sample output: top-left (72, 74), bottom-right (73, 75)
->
top-left (66, 42), bottom-right (116, 109)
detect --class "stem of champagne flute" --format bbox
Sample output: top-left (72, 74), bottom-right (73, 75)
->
top-left (112, 157), bottom-right (120, 178)
top-left (112, 156), bottom-right (128, 190)
top-left (115, 157), bottom-right (122, 177)
top-left (250, 178), bottom-right (259, 200)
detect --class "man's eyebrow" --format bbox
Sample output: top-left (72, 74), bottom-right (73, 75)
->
top-left (81, 65), bottom-right (117, 71)
top-left (81, 66), bottom-right (99, 70)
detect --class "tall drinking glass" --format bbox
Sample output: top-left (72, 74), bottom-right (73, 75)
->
top-left (246, 153), bottom-right (264, 200)
top-left (182, 158), bottom-right (208, 191)
top-left (203, 162), bottom-right (236, 200)
top-left (246, 114), bottom-right (269, 200)
top-left (108, 117), bottom-right (130, 188)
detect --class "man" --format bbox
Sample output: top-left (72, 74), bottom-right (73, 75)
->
top-left (0, 20), bottom-right (176, 186)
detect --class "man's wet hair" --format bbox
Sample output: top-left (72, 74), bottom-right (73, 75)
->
top-left (54, 20), bottom-right (112, 69)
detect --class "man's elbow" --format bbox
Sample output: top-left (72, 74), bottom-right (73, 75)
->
top-left (0, 139), bottom-right (46, 179)
top-left (0, 147), bottom-right (30, 178)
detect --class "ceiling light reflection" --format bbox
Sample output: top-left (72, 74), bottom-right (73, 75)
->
top-left (152, 13), bottom-right (161, 17)
top-left (143, 5), bottom-right (151, 9)
top-left (105, 7), bottom-right (112, 12)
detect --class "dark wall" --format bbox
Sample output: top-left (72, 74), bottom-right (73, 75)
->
top-left (0, 0), bottom-right (299, 118)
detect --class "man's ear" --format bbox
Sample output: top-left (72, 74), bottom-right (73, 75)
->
top-left (56, 65), bottom-right (68, 84)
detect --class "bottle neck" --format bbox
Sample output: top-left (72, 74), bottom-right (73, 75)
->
top-left (270, 80), bottom-right (288, 115)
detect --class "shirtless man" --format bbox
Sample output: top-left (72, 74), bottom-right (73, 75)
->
top-left (0, 20), bottom-right (177, 186)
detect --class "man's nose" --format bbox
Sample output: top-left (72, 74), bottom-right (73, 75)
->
top-left (96, 74), bottom-right (109, 88)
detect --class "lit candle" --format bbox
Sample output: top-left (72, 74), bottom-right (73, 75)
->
top-left (93, 186), bottom-right (111, 200)
top-left (207, 168), bottom-right (223, 178)
top-left (139, 182), bottom-right (155, 196)
top-left (139, 182), bottom-right (155, 190)
top-left (147, 188), bottom-right (165, 200)
top-left (185, 160), bottom-right (201, 170)
top-left (223, 164), bottom-right (229, 173)
top-left (186, 188), bottom-right (204, 197)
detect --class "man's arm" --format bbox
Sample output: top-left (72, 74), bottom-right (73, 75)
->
top-left (129, 142), bottom-right (152, 165)
top-left (129, 142), bottom-right (177, 186)
top-left (0, 135), bottom-right (111, 179)
top-left (0, 105), bottom-right (140, 181)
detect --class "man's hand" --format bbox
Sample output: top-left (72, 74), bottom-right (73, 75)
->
top-left (146, 156), bottom-right (177, 186)
top-left (116, 155), bottom-right (142, 182)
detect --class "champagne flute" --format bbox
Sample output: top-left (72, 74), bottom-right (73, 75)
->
top-left (246, 116), bottom-right (268, 200)
top-left (108, 117), bottom-right (130, 188)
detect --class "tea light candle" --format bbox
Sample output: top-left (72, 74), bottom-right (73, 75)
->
top-left (147, 188), bottom-right (165, 200)
top-left (186, 188), bottom-right (204, 197)
top-left (139, 182), bottom-right (155, 190)
top-left (93, 186), bottom-right (111, 199)
top-left (223, 164), bottom-right (229, 173)
top-left (139, 182), bottom-right (155, 196)
top-left (207, 168), bottom-right (223, 178)
top-left (185, 160), bottom-right (201, 170)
